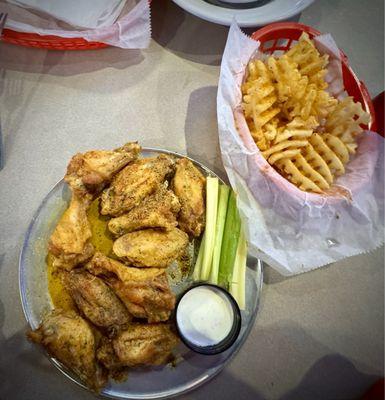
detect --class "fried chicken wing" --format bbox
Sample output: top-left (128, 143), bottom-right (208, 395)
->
top-left (108, 185), bottom-right (181, 237)
top-left (96, 336), bottom-right (121, 371)
top-left (100, 155), bottom-right (174, 217)
top-left (171, 158), bottom-right (206, 237)
top-left (49, 194), bottom-right (94, 270)
top-left (27, 309), bottom-right (107, 392)
top-left (65, 142), bottom-right (140, 198)
top-left (87, 252), bottom-right (175, 322)
top-left (113, 228), bottom-right (188, 268)
top-left (97, 323), bottom-right (179, 369)
top-left (63, 270), bottom-right (131, 335)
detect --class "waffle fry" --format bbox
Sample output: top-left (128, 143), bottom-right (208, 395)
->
top-left (322, 133), bottom-right (349, 164)
top-left (292, 154), bottom-right (330, 189)
top-left (262, 139), bottom-right (308, 159)
top-left (268, 149), bottom-right (301, 165)
top-left (264, 119), bottom-right (281, 141)
top-left (302, 144), bottom-right (334, 185)
top-left (276, 158), bottom-right (324, 193)
top-left (242, 60), bottom-right (280, 146)
top-left (267, 55), bottom-right (308, 103)
top-left (286, 32), bottom-right (329, 90)
top-left (249, 129), bottom-right (270, 151)
top-left (325, 96), bottom-right (371, 154)
top-left (281, 84), bottom-right (316, 120)
top-left (282, 84), bottom-right (338, 122)
top-left (274, 117), bottom-right (317, 144)
top-left (309, 133), bottom-right (345, 176)
top-left (241, 34), bottom-right (371, 193)
top-left (312, 90), bottom-right (338, 120)
top-left (301, 84), bottom-right (318, 120)
top-left (274, 136), bottom-right (346, 192)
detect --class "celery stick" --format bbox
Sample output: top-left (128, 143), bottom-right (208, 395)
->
top-left (200, 177), bottom-right (219, 281)
top-left (230, 257), bottom-right (240, 306)
top-left (192, 232), bottom-right (205, 281)
top-left (230, 228), bottom-right (247, 310)
top-left (209, 184), bottom-right (230, 284)
top-left (218, 190), bottom-right (241, 288)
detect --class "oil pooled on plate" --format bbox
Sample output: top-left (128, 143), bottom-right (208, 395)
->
top-left (47, 197), bottom-right (114, 310)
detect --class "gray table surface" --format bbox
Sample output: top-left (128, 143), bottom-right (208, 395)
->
top-left (0, 0), bottom-right (383, 399)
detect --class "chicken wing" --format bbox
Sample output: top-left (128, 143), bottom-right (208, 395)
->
top-left (63, 270), bottom-right (131, 335)
top-left (108, 185), bottom-right (181, 237)
top-left (100, 154), bottom-right (174, 217)
top-left (65, 142), bottom-right (140, 198)
top-left (86, 252), bottom-right (175, 322)
top-left (171, 158), bottom-right (206, 237)
top-left (49, 193), bottom-right (94, 271)
top-left (27, 309), bottom-right (107, 392)
top-left (113, 228), bottom-right (188, 268)
top-left (97, 323), bottom-right (179, 369)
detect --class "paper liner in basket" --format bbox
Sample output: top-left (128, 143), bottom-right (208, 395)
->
top-left (0, 0), bottom-right (151, 49)
top-left (217, 22), bottom-right (384, 276)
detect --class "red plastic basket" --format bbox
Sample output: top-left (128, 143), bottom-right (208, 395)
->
top-left (2, 28), bottom-right (108, 50)
top-left (2, 0), bottom-right (152, 50)
top-left (233, 22), bottom-right (380, 203)
top-left (250, 22), bottom-right (377, 132)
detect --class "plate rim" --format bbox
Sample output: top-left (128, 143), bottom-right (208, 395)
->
top-left (18, 147), bottom-right (264, 399)
top-left (171, 0), bottom-right (315, 27)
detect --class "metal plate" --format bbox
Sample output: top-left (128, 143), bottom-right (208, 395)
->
top-left (19, 148), bottom-right (263, 399)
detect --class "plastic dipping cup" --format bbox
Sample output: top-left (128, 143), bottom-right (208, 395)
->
top-left (176, 284), bottom-right (241, 355)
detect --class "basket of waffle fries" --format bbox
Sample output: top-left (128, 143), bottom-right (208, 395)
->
top-left (217, 22), bottom-right (384, 275)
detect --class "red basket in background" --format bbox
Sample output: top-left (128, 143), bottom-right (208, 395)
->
top-left (251, 22), bottom-right (378, 133)
top-left (1, 0), bottom-right (152, 50)
top-left (2, 28), bottom-right (108, 50)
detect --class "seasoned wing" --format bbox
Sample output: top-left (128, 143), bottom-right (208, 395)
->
top-left (100, 154), bottom-right (174, 217)
top-left (87, 252), bottom-right (175, 322)
top-left (97, 323), bottom-right (179, 369)
top-left (65, 142), bottom-right (140, 198)
top-left (27, 309), bottom-right (107, 392)
top-left (108, 185), bottom-right (181, 237)
top-left (171, 158), bottom-right (206, 237)
top-left (113, 228), bottom-right (188, 268)
top-left (63, 270), bottom-right (131, 335)
top-left (96, 336), bottom-right (121, 371)
top-left (49, 193), bottom-right (94, 271)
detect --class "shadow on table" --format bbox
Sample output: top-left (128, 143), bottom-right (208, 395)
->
top-left (179, 320), bottom-right (382, 400)
top-left (151, 0), bottom-right (303, 66)
top-left (248, 320), bottom-right (382, 400)
top-left (151, 0), bottom-right (228, 66)
top-left (184, 86), bottom-right (226, 179)
top-left (280, 354), bottom-right (381, 400)
top-left (0, 42), bottom-right (144, 76)
top-left (263, 264), bottom-right (293, 285)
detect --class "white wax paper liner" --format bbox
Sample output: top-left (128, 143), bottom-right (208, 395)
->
top-left (217, 21), bottom-right (384, 276)
top-left (0, 0), bottom-right (151, 49)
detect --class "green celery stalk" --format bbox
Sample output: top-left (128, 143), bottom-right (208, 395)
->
top-left (200, 177), bottom-right (219, 281)
top-left (230, 228), bottom-right (247, 310)
top-left (209, 184), bottom-right (230, 284)
top-left (218, 190), bottom-right (241, 288)
top-left (192, 232), bottom-right (205, 281)
top-left (230, 256), bottom-right (239, 306)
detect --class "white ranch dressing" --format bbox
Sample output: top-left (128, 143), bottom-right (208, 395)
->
top-left (177, 286), bottom-right (234, 347)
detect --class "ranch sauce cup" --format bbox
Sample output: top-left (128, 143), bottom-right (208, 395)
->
top-left (176, 284), bottom-right (241, 355)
